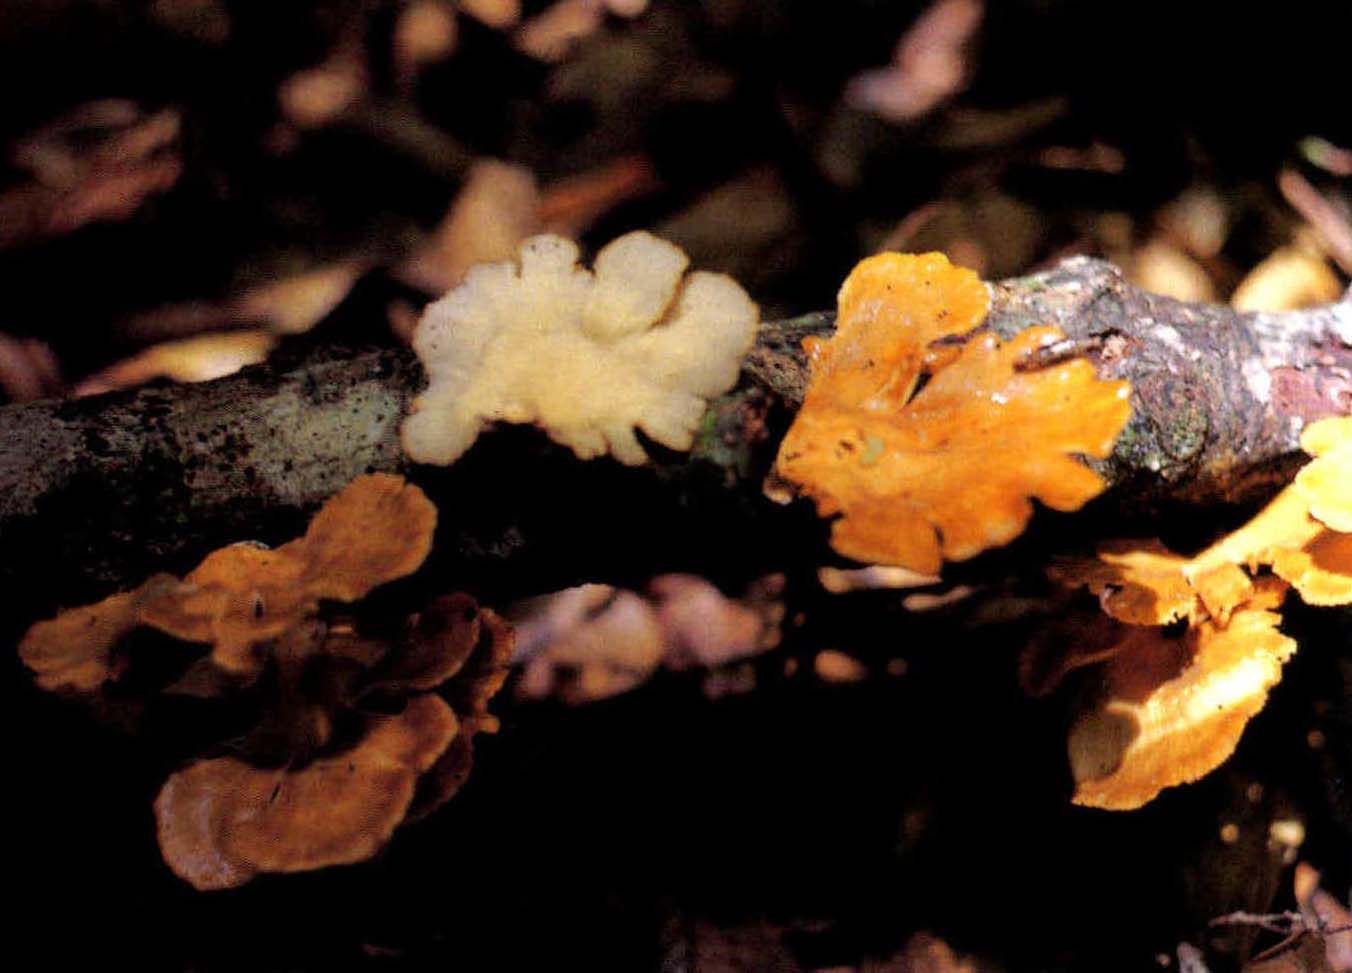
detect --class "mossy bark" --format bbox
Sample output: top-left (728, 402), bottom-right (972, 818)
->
top-left (1, 258), bottom-right (1348, 627)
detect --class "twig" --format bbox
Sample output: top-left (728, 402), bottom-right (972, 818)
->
top-left (1, 258), bottom-right (1349, 626)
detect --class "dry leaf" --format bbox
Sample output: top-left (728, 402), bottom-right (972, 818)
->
top-left (1231, 246), bottom-right (1344, 312)
top-left (74, 330), bottom-right (278, 395)
top-left (1129, 237), bottom-right (1217, 303)
top-left (814, 649), bottom-right (867, 684)
top-left (460, 0), bottom-right (521, 30)
top-left (394, 0), bottom-right (459, 73)
top-left (844, 0), bottom-right (984, 123)
top-left (0, 332), bottom-right (63, 402)
top-left (400, 159), bottom-right (541, 295)
top-left (234, 262), bottom-right (363, 335)
top-left (279, 55), bottom-right (365, 129)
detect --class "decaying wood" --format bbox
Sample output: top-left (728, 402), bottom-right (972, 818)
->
top-left (1, 257), bottom-right (1349, 626)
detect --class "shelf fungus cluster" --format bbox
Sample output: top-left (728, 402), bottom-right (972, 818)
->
top-left (772, 252), bottom-right (1132, 575)
top-left (401, 230), bottom-right (759, 467)
top-left (1041, 416), bottom-right (1352, 810)
top-left (19, 474), bottom-right (513, 889)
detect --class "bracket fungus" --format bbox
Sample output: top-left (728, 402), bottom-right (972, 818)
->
top-left (19, 474), bottom-right (516, 890)
top-left (21, 473), bottom-right (438, 684)
top-left (773, 252), bottom-right (1131, 574)
top-left (1046, 414), bottom-right (1352, 809)
top-left (151, 595), bottom-right (513, 890)
top-left (1068, 580), bottom-right (1295, 811)
top-left (401, 230), bottom-right (759, 467)
top-left (155, 694), bottom-right (460, 890)
top-left (1047, 539), bottom-right (1200, 627)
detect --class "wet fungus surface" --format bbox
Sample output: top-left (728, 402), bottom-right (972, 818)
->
top-left (773, 251), bottom-right (1132, 574)
top-left (1045, 415), bottom-right (1352, 809)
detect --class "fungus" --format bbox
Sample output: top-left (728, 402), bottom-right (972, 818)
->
top-left (149, 592), bottom-right (508, 889)
top-left (1267, 531), bottom-right (1352, 606)
top-left (1047, 539), bottom-right (1199, 626)
top-left (19, 584), bottom-right (158, 692)
top-left (1293, 414), bottom-right (1352, 532)
top-left (155, 695), bottom-right (459, 890)
top-left (20, 475), bottom-right (515, 889)
top-left (775, 251), bottom-right (1131, 572)
top-left (136, 472), bottom-right (437, 675)
top-left (400, 230), bottom-right (759, 467)
top-left (1179, 415), bottom-right (1352, 611)
top-left (1069, 580), bottom-right (1295, 810)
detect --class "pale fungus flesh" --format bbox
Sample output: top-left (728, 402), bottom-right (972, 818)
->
top-left (401, 230), bottom-right (759, 467)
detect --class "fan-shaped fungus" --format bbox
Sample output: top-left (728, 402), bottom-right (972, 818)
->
top-left (775, 252), bottom-right (1131, 573)
top-left (155, 695), bottom-right (459, 890)
top-left (1069, 580), bottom-right (1295, 810)
top-left (19, 475), bottom-right (516, 889)
top-left (401, 230), bottom-right (759, 466)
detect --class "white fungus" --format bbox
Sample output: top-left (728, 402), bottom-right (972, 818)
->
top-left (401, 231), bottom-right (759, 466)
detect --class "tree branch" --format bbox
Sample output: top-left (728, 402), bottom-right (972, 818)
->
top-left (1, 258), bottom-right (1349, 626)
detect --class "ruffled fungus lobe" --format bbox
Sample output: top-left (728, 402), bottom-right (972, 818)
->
top-left (1047, 539), bottom-right (1199, 626)
top-left (138, 473), bottom-right (437, 675)
top-left (151, 593), bottom-right (512, 889)
top-left (1179, 416), bottom-right (1352, 611)
top-left (155, 695), bottom-right (458, 890)
top-left (1044, 416), bottom-right (1352, 810)
top-left (19, 586), bottom-right (148, 692)
top-left (401, 230), bottom-right (759, 466)
top-left (1069, 582), bottom-right (1295, 810)
top-left (1294, 414), bottom-right (1352, 532)
top-left (775, 252), bottom-right (1131, 573)
top-left (1268, 531), bottom-right (1352, 606)
top-left (19, 474), bottom-right (517, 890)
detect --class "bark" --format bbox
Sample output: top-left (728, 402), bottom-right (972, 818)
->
top-left (1, 257), bottom-right (1349, 624)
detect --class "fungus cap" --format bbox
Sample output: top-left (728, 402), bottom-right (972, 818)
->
top-left (401, 230), bottom-right (759, 466)
top-left (1070, 584), bottom-right (1295, 810)
top-left (775, 252), bottom-right (1130, 573)
top-left (155, 695), bottom-right (458, 890)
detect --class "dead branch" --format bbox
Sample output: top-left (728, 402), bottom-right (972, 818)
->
top-left (1, 257), bottom-right (1349, 626)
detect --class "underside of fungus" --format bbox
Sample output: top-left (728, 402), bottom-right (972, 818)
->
top-left (401, 230), bottom-right (760, 467)
top-left (1046, 415), bottom-right (1352, 809)
top-left (774, 251), bottom-right (1132, 574)
top-left (1067, 581), bottom-right (1295, 811)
